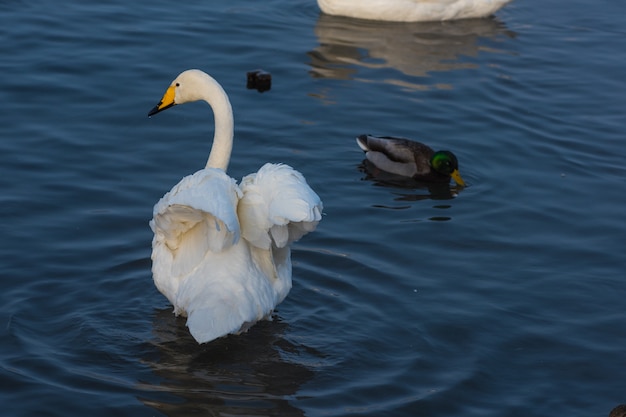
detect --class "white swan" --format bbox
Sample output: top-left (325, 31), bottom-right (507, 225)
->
top-left (148, 69), bottom-right (323, 344)
top-left (316, 0), bottom-right (512, 22)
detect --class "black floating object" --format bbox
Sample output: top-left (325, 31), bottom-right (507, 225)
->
top-left (247, 69), bottom-right (272, 93)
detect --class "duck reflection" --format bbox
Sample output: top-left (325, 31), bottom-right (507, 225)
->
top-left (308, 13), bottom-right (515, 83)
top-left (140, 308), bottom-right (315, 416)
top-left (359, 160), bottom-right (463, 203)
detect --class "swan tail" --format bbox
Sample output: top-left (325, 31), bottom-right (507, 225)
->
top-left (179, 271), bottom-right (275, 344)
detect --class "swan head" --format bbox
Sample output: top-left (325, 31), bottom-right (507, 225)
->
top-left (148, 69), bottom-right (214, 116)
top-left (431, 151), bottom-right (466, 186)
top-left (147, 69), bottom-right (234, 171)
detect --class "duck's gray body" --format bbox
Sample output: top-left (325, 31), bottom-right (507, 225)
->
top-left (357, 134), bottom-right (452, 183)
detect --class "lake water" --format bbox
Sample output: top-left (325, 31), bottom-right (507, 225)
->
top-left (1, 0), bottom-right (625, 416)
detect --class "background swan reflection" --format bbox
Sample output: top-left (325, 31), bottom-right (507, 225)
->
top-left (308, 14), bottom-right (515, 85)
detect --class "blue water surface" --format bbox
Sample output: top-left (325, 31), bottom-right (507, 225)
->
top-left (1, 0), bottom-right (625, 416)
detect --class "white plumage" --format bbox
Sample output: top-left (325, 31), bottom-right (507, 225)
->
top-left (148, 70), bottom-right (322, 344)
top-left (316, 0), bottom-right (512, 22)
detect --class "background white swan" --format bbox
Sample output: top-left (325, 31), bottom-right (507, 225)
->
top-left (148, 69), bottom-right (323, 344)
top-left (316, 0), bottom-right (512, 22)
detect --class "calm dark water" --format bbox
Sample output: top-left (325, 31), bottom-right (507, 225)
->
top-left (1, 0), bottom-right (625, 416)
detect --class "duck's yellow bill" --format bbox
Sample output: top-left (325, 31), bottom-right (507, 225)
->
top-left (148, 85), bottom-right (176, 116)
top-left (451, 169), bottom-right (466, 187)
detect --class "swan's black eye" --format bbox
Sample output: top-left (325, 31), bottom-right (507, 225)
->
top-left (175, 83), bottom-right (180, 87)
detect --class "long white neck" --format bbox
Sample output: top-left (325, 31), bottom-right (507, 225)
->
top-left (194, 73), bottom-right (234, 171)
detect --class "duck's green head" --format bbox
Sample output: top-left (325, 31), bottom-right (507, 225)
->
top-left (431, 151), bottom-right (466, 186)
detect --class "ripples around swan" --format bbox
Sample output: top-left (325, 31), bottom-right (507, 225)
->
top-left (1, 0), bottom-right (625, 416)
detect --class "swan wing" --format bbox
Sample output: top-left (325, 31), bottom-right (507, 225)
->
top-left (238, 163), bottom-right (323, 250)
top-left (150, 168), bottom-right (242, 304)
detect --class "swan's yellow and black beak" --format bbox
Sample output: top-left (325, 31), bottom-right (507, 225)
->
top-left (148, 85), bottom-right (176, 116)
top-left (451, 169), bottom-right (466, 187)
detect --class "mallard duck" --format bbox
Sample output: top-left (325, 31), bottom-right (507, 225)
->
top-left (357, 134), bottom-right (465, 186)
top-left (317, 0), bottom-right (512, 22)
top-left (148, 69), bottom-right (323, 344)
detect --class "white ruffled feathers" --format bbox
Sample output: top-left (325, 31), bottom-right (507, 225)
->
top-left (150, 164), bottom-right (322, 343)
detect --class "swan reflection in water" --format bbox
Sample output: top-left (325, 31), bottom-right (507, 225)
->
top-left (308, 13), bottom-right (515, 85)
top-left (139, 308), bottom-right (316, 416)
